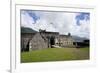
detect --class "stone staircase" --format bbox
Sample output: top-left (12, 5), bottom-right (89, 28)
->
top-left (51, 45), bottom-right (61, 48)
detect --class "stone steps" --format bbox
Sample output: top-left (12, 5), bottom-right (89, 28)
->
top-left (52, 45), bottom-right (61, 48)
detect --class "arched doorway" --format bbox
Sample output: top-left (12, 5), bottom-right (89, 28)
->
top-left (26, 41), bottom-right (30, 51)
top-left (50, 37), bottom-right (55, 48)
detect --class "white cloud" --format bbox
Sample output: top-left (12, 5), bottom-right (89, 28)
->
top-left (21, 11), bottom-right (34, 28)
top-left (21, 11), bottom-right (90, 38)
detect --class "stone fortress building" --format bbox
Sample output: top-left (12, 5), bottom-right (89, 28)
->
top-left (21, 27), bottom-right (89, 52)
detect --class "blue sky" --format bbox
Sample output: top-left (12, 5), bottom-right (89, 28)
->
top-left (26, 10), bottom-right (40, 24)
top-left (21, 10), bottom-right (90, 38)
top-left (75, 13), bottom-right (90, 26)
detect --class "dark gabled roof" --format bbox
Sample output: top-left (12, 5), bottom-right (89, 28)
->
top-left (21, 27), bottom-right (37, 33)
top-left (44, 31), bottom-right (59, 34)
top-left (60, 35), bottom-right (70, 37)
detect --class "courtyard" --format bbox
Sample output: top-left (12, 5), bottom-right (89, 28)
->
top-left (21, 47), bottom-right (89, 63)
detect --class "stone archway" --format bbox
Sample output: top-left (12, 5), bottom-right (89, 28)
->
top-left (50, 37), bottom-right (55, 48)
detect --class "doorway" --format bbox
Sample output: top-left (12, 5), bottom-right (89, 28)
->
top-left (50, 37), bottom-right (55, 48)
top-left (26, 41), bottom-right (30, 51)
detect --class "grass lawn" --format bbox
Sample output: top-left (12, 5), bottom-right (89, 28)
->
top-left (21, 47), bottom-right (89, 63)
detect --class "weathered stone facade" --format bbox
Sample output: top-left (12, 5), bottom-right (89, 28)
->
top-left (30, 33), bottom-right (48, 50)
top-left (21, 33), bottom-right (35, 51)
top-left (59, 35), bottom-right (75, 47)
top-left (21, 27), bottom-right (75, 52)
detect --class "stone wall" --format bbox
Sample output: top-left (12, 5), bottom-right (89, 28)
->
top-left (30, 33), bottom-right (48, 50)
top-left (59, 35), bottom-right (74, 47)
top-left (21, 31), bottom-right (75, 52)
top-left (21, 33), bottom-right (35, 51)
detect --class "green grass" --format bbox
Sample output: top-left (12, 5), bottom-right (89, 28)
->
top-left (21, 47), bottom-right (89, 63)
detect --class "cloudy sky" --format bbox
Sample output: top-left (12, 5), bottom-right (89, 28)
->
top-left (21, 10), bottom-right (90, 38)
